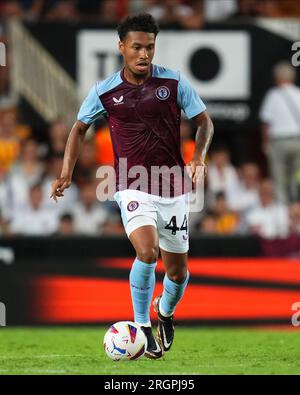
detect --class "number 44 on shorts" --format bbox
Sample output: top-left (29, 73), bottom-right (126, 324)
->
top-left (165, 215), bottom-right (188, 235)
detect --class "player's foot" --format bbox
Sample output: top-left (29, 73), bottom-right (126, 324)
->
top-left (140, 326), bottom-right (163, 359)
top-left (153, 295), bottom-right (175, 352)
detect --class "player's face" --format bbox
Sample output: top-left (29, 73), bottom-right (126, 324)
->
top-left (119, 31), bottom-right (156, 77)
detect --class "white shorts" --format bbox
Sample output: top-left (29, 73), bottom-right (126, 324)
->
top-left (114, 190), bottom-right (189, 253)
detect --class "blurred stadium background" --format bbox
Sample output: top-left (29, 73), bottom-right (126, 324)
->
top-left (0, 0), bottom-right (300, 330)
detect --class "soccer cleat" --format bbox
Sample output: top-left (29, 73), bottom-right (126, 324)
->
top-left (153, 295), bottom-right (175, 352)
top-left (140, 326), bottom-right (164, 359)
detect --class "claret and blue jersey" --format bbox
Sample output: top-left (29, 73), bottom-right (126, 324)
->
top-left (78, 64), bottom-right (206, 196)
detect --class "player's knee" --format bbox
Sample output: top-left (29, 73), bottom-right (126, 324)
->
top-left (168, 268), bottom-right (188, 284)
top-left (137, 245), bottom-right (159, 263)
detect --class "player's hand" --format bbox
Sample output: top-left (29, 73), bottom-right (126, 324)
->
top-left (50, 177), bottom-right (71, 203)
top-left (187, 158), bottom-right (207, 184)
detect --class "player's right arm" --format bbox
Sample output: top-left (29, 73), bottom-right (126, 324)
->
top-left (50, 82), bottom-right (106, 202)
top-left (50, 120), bottom-right (89, 202)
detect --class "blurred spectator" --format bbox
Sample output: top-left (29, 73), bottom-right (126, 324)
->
top-left (47, 118), bottom-right (68, 156)
top-left (130, 0), bottom-right (204, 29)
top-left (210, 192), bottom-right (240, 234)
top-left (98, 0), bottom-right (126, 24)
top-left (230, 0), bottom-right (260, 18)
top-left (178, 0), bottom-right (204, 30)
top-left (76, 0), bottom-right (103, 19)
top-left (207, 145), bottom-right (239, 202)
top-left (256, 0), bottom-right (282, 17)
top-left (260, 200), bottom-right (300, 257)
top-left (289, 201), bottom-right (300, 235)
top-left (56, 212), bottom-right (75, 236)
top-left (21, 0), bottom-right (45, 21)
top-left (259, 61), bottom-right (300, 203)
top-left (0, 109), bottom-right (20, 171)
top-left (11, 138), bottom-right (44, 186)
top-left (0, 0), bottom-right (129, 21)
top-left (204, 0), bottom-right (238, 22)
top-left (278, 0), bottom-right (300, 17)
top-left (144, 0), bottom-right (189, 21)
top-left (72, 182), bottom-right (108, 235)
top-left (245, 178), bottom-right (289, 239)
top-left (73, 137), bottom-right (98, 186)
top-left (180, 117), bottom-right (195, 165)
top-left (232, 0), bottom-right (286, 19)
top-left (45, 0), bottom-right (79, 21)
top-left (6, 108), bottom-right (31, 140)
top-left (41, 153), bottom-right (79, 212)
top-left (0, 209), bottom-right (9, 235)
top-left (129, 0), bottom-right (144, 13)
top-left (197, 210), bottom-right (218, 234)
top-left (0, 168), bottom-right (11, 220)
top-left (9, 138), bottom-right (44, 209)
top-left (8, 183), bottom-right (58, 235)
top-left (102, 211), bottom-right (126, 235)
top-left (226, 162), bottom-right (260, 214)
top-left (0, 1), bottom-right (24, 18)
top-left (0, 0), bottom-right (48, 20)
top-left (144, 0), bottom-right (203, 29)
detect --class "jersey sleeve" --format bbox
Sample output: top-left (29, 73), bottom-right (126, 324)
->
top-left (77, 83), bottom-right (107, 125)
top-left (177, 74), bottom-right (206, 119)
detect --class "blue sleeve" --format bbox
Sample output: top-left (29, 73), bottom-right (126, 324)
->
top-left (177, 74), bottom-right (206, 119)
top-left (77, 84), bottom-right (106, 124)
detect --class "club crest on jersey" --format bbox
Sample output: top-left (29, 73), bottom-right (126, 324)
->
top-left (156, 86), bottom-right (170, 101)
top-left (127, 201), bottom-right (139, 212)
top-left (113, 96), bottom-right (124, 105)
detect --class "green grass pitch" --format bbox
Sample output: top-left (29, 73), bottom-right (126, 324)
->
top-left (0, 327), bottom-right (299, 375)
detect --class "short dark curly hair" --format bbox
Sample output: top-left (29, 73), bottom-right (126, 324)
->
top-left (117, 13), bottom-right (160, 41)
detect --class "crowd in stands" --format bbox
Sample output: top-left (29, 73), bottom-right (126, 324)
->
top-left (1, 0), bottom-right (300, 25)
top-left (1, 106), bottom-right (300, 258)
top-left (0, 109), bottom-right (124, 237)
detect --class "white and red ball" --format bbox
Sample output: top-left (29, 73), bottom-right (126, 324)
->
top-left (103, 321), bottom-right (147, 361)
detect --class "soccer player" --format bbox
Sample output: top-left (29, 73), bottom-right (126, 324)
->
top-left (50, 13), bottom-right (214, 359)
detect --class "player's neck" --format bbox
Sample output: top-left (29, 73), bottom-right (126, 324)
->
top-left (123, 67), bottom-right (152, 85)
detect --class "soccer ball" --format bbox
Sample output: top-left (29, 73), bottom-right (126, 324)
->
top-left (103, 321), bottom-right (147, 361)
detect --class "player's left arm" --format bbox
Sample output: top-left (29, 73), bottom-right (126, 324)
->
top-left (189, 111), bottom-right (214, 183)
